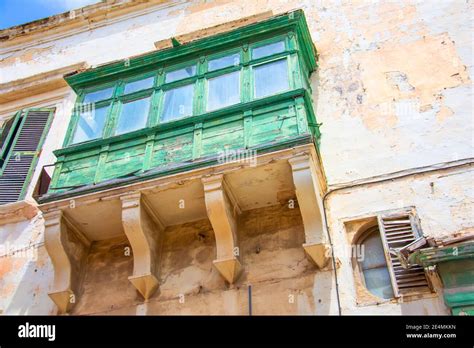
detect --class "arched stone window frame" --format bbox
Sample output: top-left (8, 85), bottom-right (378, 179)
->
top-left (354, 224), bottom-right (395, 301)
top-left (344, 208), bottom-right (436, 307)
top-left (348, 218), bottom-right (396, 306)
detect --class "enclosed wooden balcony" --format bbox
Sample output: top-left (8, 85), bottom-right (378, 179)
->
top-left (35, 11), bottom-right (330, 314)
top-left (37, 10), bottom-right (320, 204)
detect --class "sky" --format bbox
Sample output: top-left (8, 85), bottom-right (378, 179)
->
top-left (0, 0), bottom-right (101, 29)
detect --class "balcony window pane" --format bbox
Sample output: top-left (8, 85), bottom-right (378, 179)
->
top-left (161, 84), bottom-right (194, 122)
top-left (83, 87), bottom-right (114, 104)
top-left (116, 97), bottom-right (151, 135)
top-left (253, 59), bottom-right (289, 98)
top-left (207, 71), bottom-right (240, 111)
top-left (166, 66), bottom-right (196, 83)
top-left (124, 77), bottom-right (154, 94)
top-left (208, 53), bottom-right (240, 71)
top-left (71, 105), bottom-right (109, 144)
top-left (252, 41), bottom-right (285, 60)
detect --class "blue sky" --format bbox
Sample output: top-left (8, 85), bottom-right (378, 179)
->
top-left (0, 0), bottom-right (101, 29)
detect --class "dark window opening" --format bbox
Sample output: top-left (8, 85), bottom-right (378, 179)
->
top-left (0, 114), bottom-right (22, 169)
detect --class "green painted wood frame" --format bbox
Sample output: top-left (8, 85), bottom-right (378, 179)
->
top-left (43, 10), bottom-right (319, 201)
top-left (1, 107), bottom-right (55, 201)
top-left (18, 108), bottom-right (55, 200)
top-left (61, 10), bottom-right (317, 148)
top-left (407, 242), bottom-right (474, 316)
top-left (63, 35), bottom-right (305, 147)
top-left (0, 110), bottom-right (22, 174)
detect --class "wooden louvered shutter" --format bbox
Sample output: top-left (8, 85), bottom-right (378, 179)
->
top-left (378, 210), bottom-right (430, 297)
top-left (0, 108), bottom-right (53, 205)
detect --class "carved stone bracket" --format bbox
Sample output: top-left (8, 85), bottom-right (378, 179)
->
top-left (288, 155), bottom-right (330, 268)
top-left (44, 210), bottom-right (90, 314)
top-left (120, 192), bottom-right (163, 300)
top-left (202, 174), bottom-right (242, 283)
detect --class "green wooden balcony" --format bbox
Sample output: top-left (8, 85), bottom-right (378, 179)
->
top-left (38, 10), bottom-right (319, 203)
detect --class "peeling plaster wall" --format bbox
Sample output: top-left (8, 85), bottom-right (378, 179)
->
top-left (0, 98), bottom-right (68, 314)
top-left (0, 0), bottom-right (472, 315)
top-left (71, 204), bottom-right (328, 315)
top-left (1, 0), bottom-right (472, 187)
top-left (311, 0), bottom-right (473, 184)
top-left (0, 217), bottom-right (55, 314)
top-left (328, 166), bottom-right (472, 314)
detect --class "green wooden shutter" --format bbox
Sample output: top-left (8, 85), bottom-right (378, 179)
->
top-left (0, 108), bottom-right (54, 205)
top-left (378, 210), bottom-right (430, 297)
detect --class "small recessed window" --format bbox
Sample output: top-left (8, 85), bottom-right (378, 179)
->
top-left (358, 226), bottom-right (395, 300)
top-left (72, 106), bottom-right (109, 144)
top-left (208, 53), bottom-right (240, 71)
top-left (116, 97), bottom-right (151, 135)
top-left (161, 84), bottom-right (194, 122)
top-left (207, 71), bottom-right (240, 111)
top-left (124, 77), bottom-right (154, 94)
top-left (253, 59), bottom-right (289, 98)
top-left (252, 41), bottom-right (285, 60)
top-left (165, 66), bottom-right (196, 83)
top-left (83, 87), bottom-right (114, 104)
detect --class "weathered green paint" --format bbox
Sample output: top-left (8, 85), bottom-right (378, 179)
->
top-left (142, 134), bottom-right (155, 172)
top-left (43, 10), bottom-right (319, 201)
top-left (0, 110), bottom-right (21, 174)
top-left (40, 134), bottom-right (312, 203)
top-left (64, 10), bottom-right (317, 90)
top-left (410, 242), bottom-right (474, 316)
top-left (438, 259), bottom-right (474, 316)
top-left (0, 108), bottom-right (54, 203)
top-left (192, 123), bottom-right (203, 160)
top-left (409, 242), bottom-right (474, 267)
top-left (243, 111), bottom-right (253, 148)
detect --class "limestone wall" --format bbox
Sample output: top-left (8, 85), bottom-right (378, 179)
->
top-left (0, 0), bottom-right (471, 315)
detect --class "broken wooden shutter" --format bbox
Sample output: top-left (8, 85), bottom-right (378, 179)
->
top-left (0, 108), bottom-right (54, 205)
top-left (377, 209), bottom-right (430, 297)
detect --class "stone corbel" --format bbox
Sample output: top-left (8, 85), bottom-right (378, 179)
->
top-left (120, 192), bottom-right (163, 300)
top-left (44, 210), bottom-right (90, 314)
top-left (202, 174), bottom-right (242, 284)
top-left (289, 155), bottom-right (330, 268)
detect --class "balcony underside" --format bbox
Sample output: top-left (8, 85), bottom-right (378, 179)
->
top-left (39, 144), bottom-right (331, 313)
top-left (41, 144), bottom-right (312, 241)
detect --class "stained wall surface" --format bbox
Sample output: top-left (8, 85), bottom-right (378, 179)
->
top-left (0, 0), bottom-right (472, 315)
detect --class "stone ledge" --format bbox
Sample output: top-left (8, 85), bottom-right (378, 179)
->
top-left (0, 200), bottom-right (39, 226)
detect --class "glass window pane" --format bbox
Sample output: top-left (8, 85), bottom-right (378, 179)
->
top-left (207, 71), bottom-right (240, 111)
top-left (363, 268), bottom-right (395, 299)
top-left (71, 106), bottom-right (109, 144)
top-left (208, 53), bottom-right (240, 71)
top-left (360, 232), bottom-right (388, 269)
top-left (83, 87), bottom-right (114, 104)
top-left (254, 59), bottom-right (289, 98)
top-left (252, 41), bottom-right (285, 60)
top-left (116, 97), bottom-right (151, 135)
top-left (166, 66), bottom-right (196, 83)
top-left (124, 77), bottom-right (154, 94)
top-left (161, 84), bottom-right (194, 122)
top-left (359, 228), bottom-right (394, 300)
